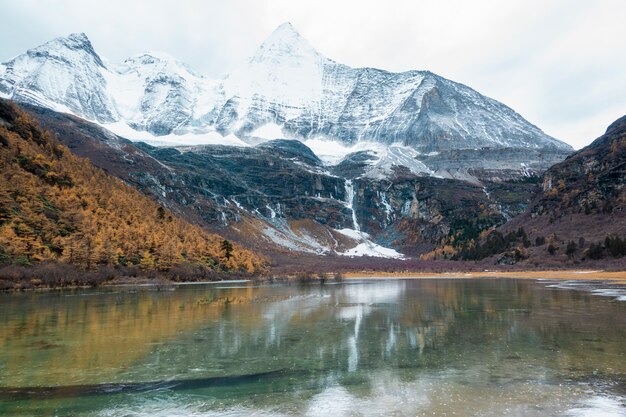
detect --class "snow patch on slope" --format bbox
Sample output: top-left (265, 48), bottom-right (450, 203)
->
top-left (251, 122), bottom-right (292, 140)
top-left (304, 138), bottom-right (360, 165)
top-left (305, 137), bottom-right (437, 177)
top-left (343, 243), bottom-right (404, 259)
top-left (364, 145), bottom-right (437, 179)
top-left (262, 225), bottom-right (330, 255)
top-left (335, 228), bottom-right (404, 259)
top-left (104, 122), bottom-right (249, 147)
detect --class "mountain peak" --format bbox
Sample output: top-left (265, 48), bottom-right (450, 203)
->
top-left (122, 51), bottom-right (203, 79)
top-left (251, 22), bottom-right (324, 64)
top-left (66, 32), bottom-right (90, 44)
top-left (29, 32), bottom-right (104, 67)
top-left (53, 32), bottom-right (95, 52)
top-left (125, 51), bottom-right (183, 67)
top-left (272, 22), bottom-right (299, 36)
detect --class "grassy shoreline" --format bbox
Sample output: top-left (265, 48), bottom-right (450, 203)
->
top-left (0, 263), bottom-right (259, 292)
top-left (2, 264), bottom-right (626, 292)
top-left (343, 269), bottom-right (626, 283)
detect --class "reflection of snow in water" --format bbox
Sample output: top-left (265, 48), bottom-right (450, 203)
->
top-left (262, 294), bottom-right (330, 321)
top-left (546, 280), bottom-right (626, 302)
top-left (591, 288), bottom-right (626, 302)
top-left (341, 282), bottom-right (405, 304)
top-left (260, 293), bottom-right (332, 348)
top-left (305, 375), bottom-right (430, 417)
top-left (338, 305), bottom-right (369, 321)
top-left (338, 283), bottom-right (405, 373)
top-left (347, 336), bottom-right (358, 373)
top-left (385, 323), bottom-right (397, 357)
top-left (341, 302), bottom-right (364, 372)
top-left (93, 281), bottom-right (625, 417)
top-left (566, 395), bottom-right (626, 416)
top-left (407, 328), bottom-right (427, 354)
top-left (353, 305), bottom-right (362, 338)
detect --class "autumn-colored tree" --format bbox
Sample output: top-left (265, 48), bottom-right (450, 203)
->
top-left (139, 250), bottom-right (155, 270)
top-left (0, 100), bottom-right (268, 275)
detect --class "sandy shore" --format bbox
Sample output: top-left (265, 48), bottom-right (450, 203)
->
top-left (344, 270), bottom-right (626, 283)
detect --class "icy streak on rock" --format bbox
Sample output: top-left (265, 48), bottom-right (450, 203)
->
top-left (344, 179), bottom-right (360, 233)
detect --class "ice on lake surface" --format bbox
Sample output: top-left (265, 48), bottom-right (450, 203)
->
top-left (0, 278), bottom-right (624, 416)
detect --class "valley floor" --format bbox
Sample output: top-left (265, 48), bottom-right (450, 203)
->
top-left (3, 257), bottom-right (626, 292)
top-left (344, 269), bottom-right (626, 283)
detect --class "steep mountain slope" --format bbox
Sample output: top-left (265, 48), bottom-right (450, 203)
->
top-left (438, 115), bottom-right (626, 265)
top-left (0, 99), bottom-right (266, 273)
top-left (0, 24), bottom-right (572, 179)
top-left (107, 52), bottom-right (216, 136)
top-left (0, 25), bottom-right (577, 261)
top-left (221, 24), bottom-right (568, 152)
top-left (0, 33), bottom-right (118, 123)
top-left (508, 114), bottom-right (626, 242)
top-left (21, 102), bottom-right (539, 260)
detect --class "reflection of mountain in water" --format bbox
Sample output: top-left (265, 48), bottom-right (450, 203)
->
top-left (0, 280), bottom-right (625, 416)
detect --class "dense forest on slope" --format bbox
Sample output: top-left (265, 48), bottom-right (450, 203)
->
top-left (0, 100), bottom-right (267, 277)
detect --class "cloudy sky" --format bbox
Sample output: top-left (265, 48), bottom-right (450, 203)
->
top-left (1, 0), bottom-right (624, 149)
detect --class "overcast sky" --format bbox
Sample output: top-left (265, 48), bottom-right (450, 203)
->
top-left (1, 0), bottom-right (624, 149)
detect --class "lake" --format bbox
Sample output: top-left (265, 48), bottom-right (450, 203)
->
top-left (0, 278), bottom-right (625, 416)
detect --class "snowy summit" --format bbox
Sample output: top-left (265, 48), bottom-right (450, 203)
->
top-left (0, 23), bottom-right (571, 160)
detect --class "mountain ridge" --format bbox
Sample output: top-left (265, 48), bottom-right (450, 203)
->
top-left (0, 26), bottom-right (580, 261)
top-left (18, 100), bottom-right (543, 261)
top-left (0, 25), bottom-right (572, 164)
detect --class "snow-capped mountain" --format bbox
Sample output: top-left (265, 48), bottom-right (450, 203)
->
top-left (0, 23), bottom-right (572, 171)
top-left (19, 101), bottom-right (548, 259)
top-left (219, 24), bottom-right (569, 154)
top-left (106, 52), bottom-right (215, 135)
top-left (0, 33), bottom-right (118, 123)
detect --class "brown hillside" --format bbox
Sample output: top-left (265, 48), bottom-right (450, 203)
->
top-left (423, 115), bottom-right (626, 266)
top-left (476, 115), bottom-right (626, 265)
top-left (505, 115), bottom-right (626, 242)
top-left (0, 99), bottom-right (267, 274)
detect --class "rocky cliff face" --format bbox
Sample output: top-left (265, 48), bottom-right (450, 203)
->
top-left (535, 116), bottom-right (626, 218)
top-left (23, 102), bottom-right (539, 259)
top-left (1, 24), bottom-right (572, 181)
top-left (484, 114), bottom-right (626, 265)
top-left (1, 24), bottom-right (578, 260)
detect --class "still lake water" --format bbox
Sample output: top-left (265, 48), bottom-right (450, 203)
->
top-left (0, 278), bottom-right (625, 416)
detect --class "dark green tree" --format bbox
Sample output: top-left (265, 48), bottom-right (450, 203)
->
top-left (220, 239), bottom-right (233, 260)
top-left (566, 241), bottom-right (577, 258)
top-left (587, 243), bottom-right (604, 260)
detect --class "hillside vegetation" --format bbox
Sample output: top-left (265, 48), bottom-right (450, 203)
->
top-left (423, 114), bottom-right (626, 267)
top-left (0, 100), bottom-right (267, 277)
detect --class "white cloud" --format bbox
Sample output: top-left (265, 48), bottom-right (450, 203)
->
top-left (0, 0), bottom-right (624, 149)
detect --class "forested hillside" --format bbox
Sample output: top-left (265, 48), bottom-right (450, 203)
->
top-left (0, 99), bottom-right (267, 275)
